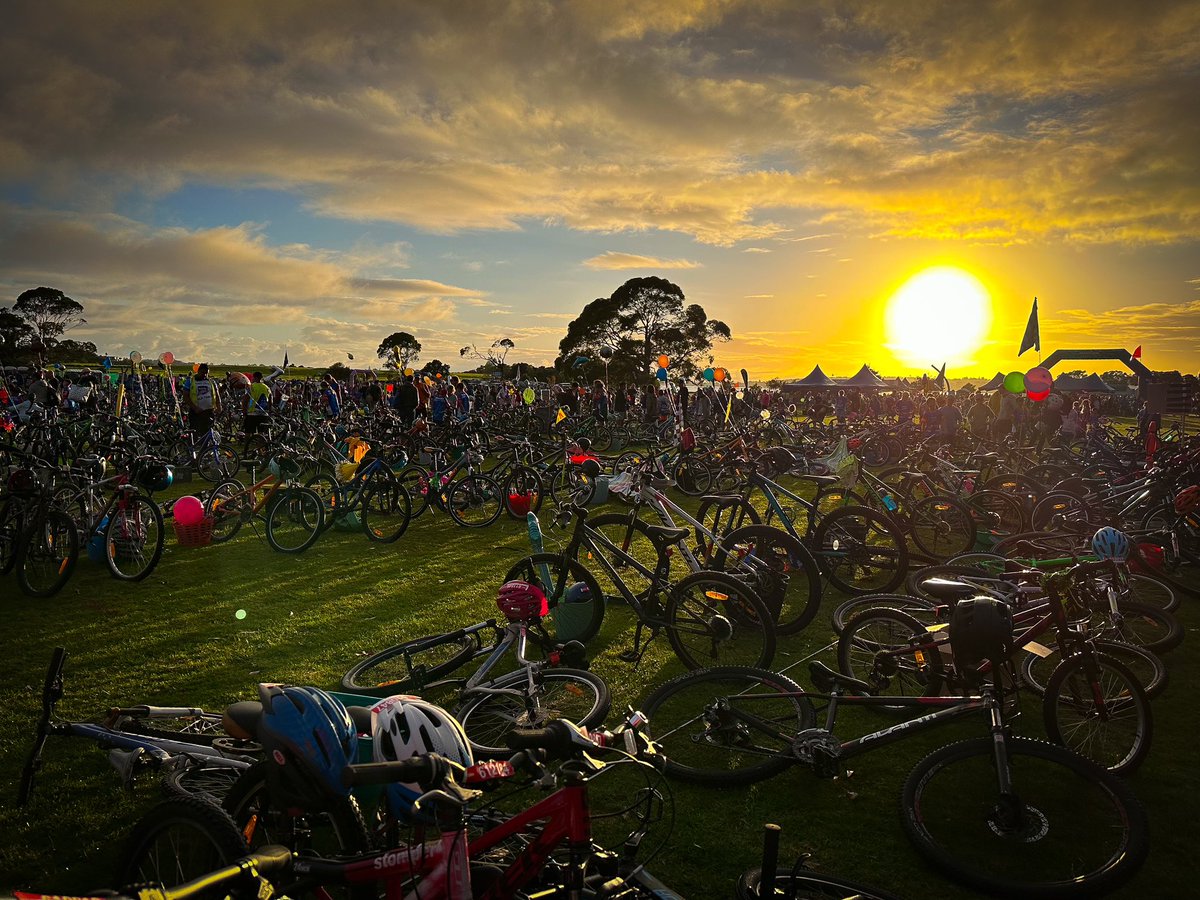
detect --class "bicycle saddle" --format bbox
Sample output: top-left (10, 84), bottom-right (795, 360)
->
top-left (699, 493), bottom-right (743, 504)
top-left (223, 700), bottom-right (373, 739)
top-left (918, 578), bottom-right (979, 600)
top-left (808, 661), bottom-right (873, 695)
top-left (645, 524), bottom-right (689, 545)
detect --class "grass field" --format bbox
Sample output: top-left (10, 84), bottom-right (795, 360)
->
top-left (0, 475), bottom-right (1196, 898)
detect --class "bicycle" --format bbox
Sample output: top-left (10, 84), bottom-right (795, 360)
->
top-left (204, 456), bottom-right (326, 552)
top-left (169, 426), bottom-right (239, 483)
top-left (304, 453), bottom-right (413, 542)
top-left (117, 715), bottom-right (680, 899)
top-left (18, 648), bottom-right (259, 809)
top-left (642, 648), bottom-right (1148, 897)
top-left (340, 586), bottom-right (609, 757)
top-left (736, 822), bottom-right (902, 900)
top-left (506, 501), bottom-right (778, 671)
top-left (394, 443), bottom-right (504, 527)
top-left (3, 465), bottom-right (80, 597)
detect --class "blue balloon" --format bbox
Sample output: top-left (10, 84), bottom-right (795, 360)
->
top-left (655, 367), bottom-right (668, 381)
top-left (573, 356), bottom-right (590, 368)
top-left (702, 367), bottom-right (715, 382)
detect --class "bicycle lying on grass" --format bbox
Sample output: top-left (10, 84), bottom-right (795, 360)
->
top-left (18, 648), bottom-right (260, 808)
top-left (642, 596), bottom-right (1148, 898)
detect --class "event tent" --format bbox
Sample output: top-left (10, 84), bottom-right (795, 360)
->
top-left (1055, 373), bottom-right (1115, 393)
top-left (785, 365), bottom-right (839, 388)
top-left (839, 364), bottom-right (890, 389)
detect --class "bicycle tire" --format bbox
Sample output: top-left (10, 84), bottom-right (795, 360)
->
top-left (204, 479), bottom-right (246, 543)
top-left (395, 464), bottom-right (433, 517)
top-left (713, 525), bottom-right (823, 634)
top-left (161, 762), bottom-right (246, 807)
top-left (908, 494), bottom-right (976, 560)
top-left (695, 496), bottom-right (761, 560)
top-left (836, 607), bottom-right (945, 704)
top-left (1020, 640), bottom-right (1167, 700)
top-left (504, 553), bottom-right (606, 645)
top-left (966, 488), bottom-right (1028, 538)
top-left (198, 445), bottom-right (240, 483)
top-left (640, 666), bottom-right (814, 787)
top-left (454, 667), bottom-right (610, 758)
top-left (1119, 572), bottom-right (1180, 613)
top-left (587, 512), bottom-right (670, 603)
top-left (672, 455), bottom-right (713, 497)
top-left (104, 494), bottom-right (165, 581)
top-left (223, 761), bottom-right (372, 857)
top-left (342, 631), bottom-right (478, 696)
top-left (901, 735), bottom-right (1148, 898)
top-left (0, 500), bottom-right (21, 575)
top-left (1042, 651), bottom-right (1153, 776)
top-left (813, 505), bottom-right (908, 595)
top-left (830, 593), bottom-right (940, 636)
top-left (666, 570), bottom-right (777, 670)
top-left (16, 509), bottom-right (80, 598)
top-left (265, 486), bottom-right (325, 553)
top-left (304, 471), bottom-right (347, 532)
top-left (446, 474), bottom-right (504, 528)
top-left (736, 866), bottom-right (902, 900)
top-left (114, 796), bottom-right (249, 890)
top-left (503, 465), bottom-right (545, 519)
top-left (905, 563), bottom-right (1016, 602)
top-left (1089, 597), bottom-right (1183, 655)
top-left (359, 481), bottom-right (413, 542)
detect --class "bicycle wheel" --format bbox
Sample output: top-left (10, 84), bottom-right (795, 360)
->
top-left (204, 479), bottom-right (246, 543)
top-left (359, 481), bottom-right (412, 543)
top-left (830, 593), bottom-right (940, 635)
top-left (454, 667), bottom-right (610, 758)
top-left (1019, 640), bottom-right (1167, 700)
top-left (665, 570), bottom-right (776, 670)
top-left (695, 497), bottom-right (761, 560)
top-left (836, 608), bottom-right (944, 704)
top-left (265, 486), bottom-right (325, 553)
top-left (1088, 598), bottom-right (1183, 655)
top-left (0, 501), bottom-right (21, 575)
top-left (504, 553), bottom-right (606, 645)
top-left (1119, 572), bottom-right (1180, 613)
top-left (341, 631), bottom-right (477, 696)
top-left (161, 762), bottom-right (245, 807)
top-left (393, 465), bottom-right (432, 518)
top-left (446, 474), bottom-right (503, 527)
top-left (640, 666), bottom-right (813, 786)
top-left (198, 445), bottom-right (240, 483)
top-left (223, 761), bottom-right (371, 856)
top-left (966, 488), bottom-right (1028, 538)
top-left (103, 494), bottom-right (165, 581)
top-left (587, 512), bottom-right (669, 603)
top-left (1042, 651), bottom-right (1153, 776)
top-left (304, 471), bottom-right (346, 531)
top-left (713, 525), bottom-right (823, 634)
top-left (16, 510), bottom-right (80, 598)
top-left (503, 465), bottom-right (544, 519)
top-left (673, 455), bottom-right (713, 497)
top-left (901, 736), bottom-right (1148, 898)
top-left (908, 495), bottom-right (976, 560)
top-left (813, 506), bottom-right (908, 595)
top-left (113, 796), bottom-right (249, 892)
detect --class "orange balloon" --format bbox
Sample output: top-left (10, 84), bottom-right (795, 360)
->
top-left (657, 355), bottom-right (670, 368)
top-left (713, 368), bottom-right (727, 382)
top-left (192, 363), bottom-right (200, 373)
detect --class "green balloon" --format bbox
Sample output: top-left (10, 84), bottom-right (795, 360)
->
top-left (1003, 371), bottom-right (1026, 393)
top-left (522, 387), bottom-right (535, 404)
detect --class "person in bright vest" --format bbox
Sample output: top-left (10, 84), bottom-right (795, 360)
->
top-left (187, 363), bottom-right (221, 433)
top-left (244, 371), bottom-right (272, 453)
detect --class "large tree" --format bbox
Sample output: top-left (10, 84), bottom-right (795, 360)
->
top-left (377, 331), bottom-right (422, 370)
top-left (14, 287), bottom-right (86, 348)
top-left (460, 338), bottom-right (515, 371)
top-left (0, 307), bottom-right (34, 359)
top-left (557, 277), bottom-right (730, 380)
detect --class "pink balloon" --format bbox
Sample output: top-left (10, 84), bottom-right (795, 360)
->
top-left (174, 495), bottom-right (204, 526)
top-left (1025, 366), bottom-right (1053, 393)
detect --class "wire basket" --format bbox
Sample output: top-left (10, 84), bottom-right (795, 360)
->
top-left (174, 516), bottom-right (214, 548)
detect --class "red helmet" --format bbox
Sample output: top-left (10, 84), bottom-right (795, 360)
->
top-left (496, 580), bottom-right (548, 622)
top-left (1175, 485), bottom-right (1200, 514)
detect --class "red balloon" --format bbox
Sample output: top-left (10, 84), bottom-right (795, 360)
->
top-left (1026, 388), bottom-right (1051, 402)
top-left (1025, 366), bottom-right (1053, 393)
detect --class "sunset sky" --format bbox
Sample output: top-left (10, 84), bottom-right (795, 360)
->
top-left (2, 1), bottom-right (1198, 378)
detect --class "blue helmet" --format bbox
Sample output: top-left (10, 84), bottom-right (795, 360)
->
top-left (1091, 527), bottom-right (1130, 562)
top-left (258, 684), bottom-right (357, 810)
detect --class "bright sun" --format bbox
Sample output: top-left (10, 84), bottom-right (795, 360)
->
top-left (886, 266), bottom-right (992, 368)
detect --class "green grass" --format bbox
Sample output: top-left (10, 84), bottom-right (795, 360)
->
top-left (0, 481), bottom-right (1196, 898)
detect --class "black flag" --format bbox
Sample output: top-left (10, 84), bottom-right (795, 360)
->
top-left (1019, 298), bottom-right (1040, 356)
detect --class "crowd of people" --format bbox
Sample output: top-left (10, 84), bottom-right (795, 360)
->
top-left (1, 361), bottom-right (1152, 455)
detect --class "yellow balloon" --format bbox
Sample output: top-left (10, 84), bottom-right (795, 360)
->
top-left (404, 368), bottom-right (414, 376)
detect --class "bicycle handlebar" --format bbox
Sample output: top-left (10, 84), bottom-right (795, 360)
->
top-left (341, 753), bottom-right (448, 788)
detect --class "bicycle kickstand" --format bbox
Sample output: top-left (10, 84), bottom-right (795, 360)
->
top-left (617, 622), bottom-right (657, 666)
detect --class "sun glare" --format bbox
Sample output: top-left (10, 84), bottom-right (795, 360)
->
top-left (885, 267), bottom-right (992, 368)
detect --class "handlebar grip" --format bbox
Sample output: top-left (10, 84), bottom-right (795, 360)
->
top-left (341, 755), bottom-right (440, 788)
top-left (505, 721), bottom-right (577, 756)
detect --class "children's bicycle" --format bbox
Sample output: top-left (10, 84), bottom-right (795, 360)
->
top-left (204, 455), bottom-right (326, 552)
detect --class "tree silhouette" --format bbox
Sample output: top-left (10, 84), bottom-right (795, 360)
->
top-left (14, 287), bottom-right (86, 348)
top-left (558, 277), bottom-right (730, 380)
top-left (377, 331), bottom-right (422, 370)
top-left (460, 338), bottom-right (515, 370)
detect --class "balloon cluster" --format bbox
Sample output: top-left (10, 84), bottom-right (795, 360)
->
top-left (1004, 366), bottom-right (1055, 402)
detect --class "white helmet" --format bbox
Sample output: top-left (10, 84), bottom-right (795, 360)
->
top-left (371, 695), bottom-right (473, 820)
